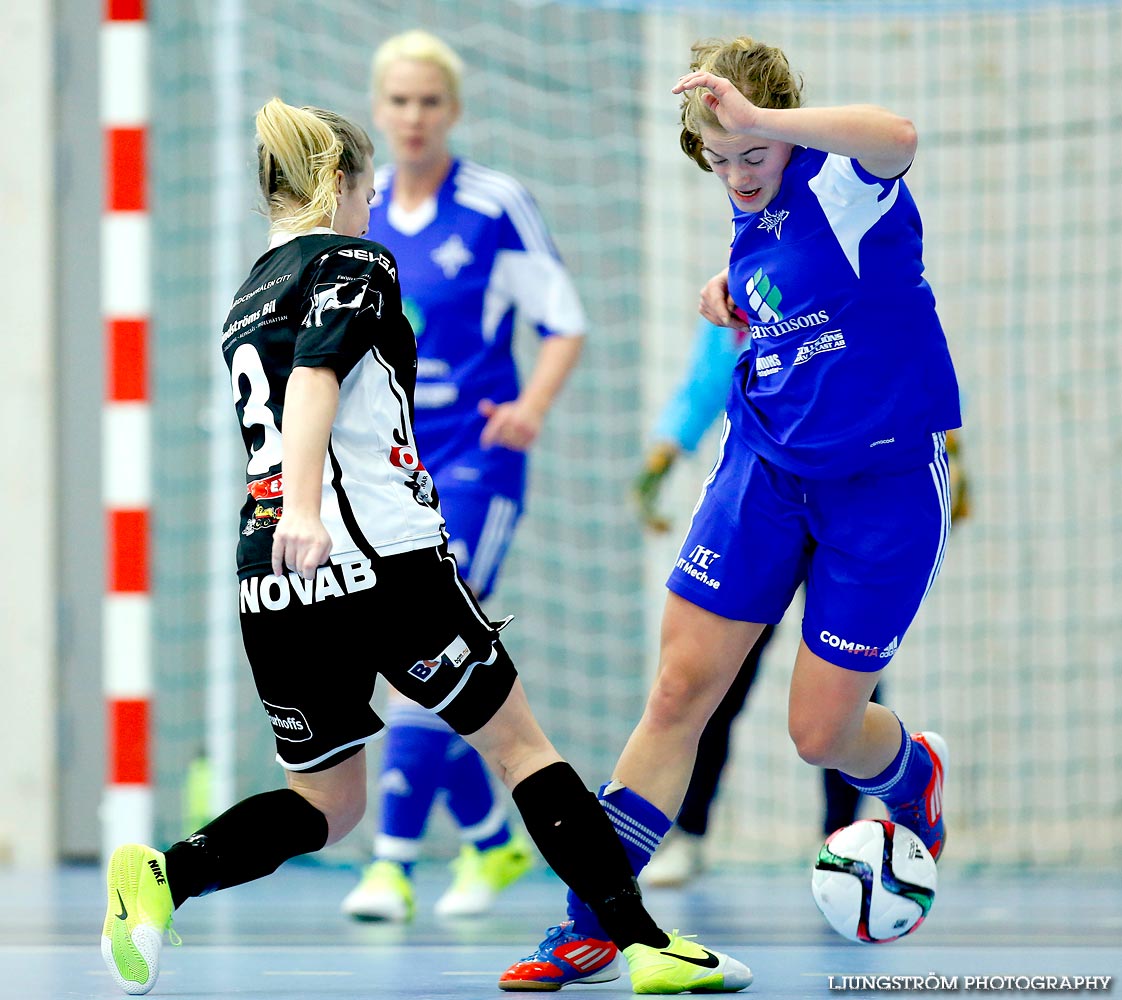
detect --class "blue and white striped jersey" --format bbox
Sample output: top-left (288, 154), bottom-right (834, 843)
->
top-left (725, 147), bottom-right (961, 478)
top-left (366, 158), bottom-right (585, 498)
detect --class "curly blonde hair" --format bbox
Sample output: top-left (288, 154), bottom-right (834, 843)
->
top-left (679, 37), bottom-right (803, 172)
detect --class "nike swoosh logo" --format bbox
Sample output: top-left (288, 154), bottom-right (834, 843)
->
top-left (661, 949), bottom-right (720, 970)
top-left (115, 890), bottom-right (128, 921)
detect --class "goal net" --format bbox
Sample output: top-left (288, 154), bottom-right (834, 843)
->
top-left (147, 0), bottom-right (1122, 866)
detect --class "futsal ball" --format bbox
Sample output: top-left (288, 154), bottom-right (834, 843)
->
top-left (811, 818), bottom-right (937, 943)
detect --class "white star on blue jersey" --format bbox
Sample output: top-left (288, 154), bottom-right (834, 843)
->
top-left (364, 158), bottom-right (586, 492)
top-left (431, 233), bottom-right (474, 279)
top-left (757, 207), bottom-right (790, 240)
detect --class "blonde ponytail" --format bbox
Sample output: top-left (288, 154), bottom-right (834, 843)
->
top-left (255, 97), bottom-right (373, 233)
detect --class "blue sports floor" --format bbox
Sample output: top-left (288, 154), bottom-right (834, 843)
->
top-left (4, 860), bottom-right (1119, 999)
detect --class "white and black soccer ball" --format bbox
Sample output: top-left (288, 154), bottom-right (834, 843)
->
top-left (811, 819), bottom-right (937, 943)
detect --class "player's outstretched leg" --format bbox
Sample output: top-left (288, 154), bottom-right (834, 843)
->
top-left (101, 844), bottom-right (176, 996)
top-left (101, 785), bottom-right (334, 995)
top-left (645, 631), bottom-right (768, 889)
top-left (885, 731), bottom-right (947, 860)
top-left (500, 781), bottom-right (664, 990)
top-left (463, 657), bottom-right (751, 995)
top-left (497, 769), bottom-right (751, 994)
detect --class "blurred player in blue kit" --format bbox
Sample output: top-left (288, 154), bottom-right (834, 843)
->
top-left (500, 34), bottom-right (960, 991)
top-left (341, 29), bottom-right (587, 922)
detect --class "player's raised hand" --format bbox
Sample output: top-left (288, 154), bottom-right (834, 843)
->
top-left (479, 397), bottom-right (543, 451)
top-left (700, 268), bottom-right (749, 331)
top-left (673, 71), bottom-right (762, 135)
top-left (271, 509), bottom-right (332, 580)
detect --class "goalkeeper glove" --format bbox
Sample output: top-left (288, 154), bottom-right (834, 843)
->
top-left (633, 442), bottom-right (679, 534)
top-left (946, 429), bottom-right (971, 523)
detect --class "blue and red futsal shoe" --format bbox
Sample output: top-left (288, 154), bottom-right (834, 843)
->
top-left (498, 921), bottom-right (621, 991)
top-left (888, 731), bottom-right (948, 861)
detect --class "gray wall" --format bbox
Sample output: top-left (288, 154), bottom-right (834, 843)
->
top-left (54, 0), bottom-right (105, 861)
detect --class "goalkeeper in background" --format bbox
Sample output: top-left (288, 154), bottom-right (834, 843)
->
top-left (632, 316), bottom-right (969, 887)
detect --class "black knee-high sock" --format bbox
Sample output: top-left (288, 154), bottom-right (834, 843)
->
top-left (512, 761), bottom-right (668, 950)
top-left (163, 789), bottom-right (329, 909)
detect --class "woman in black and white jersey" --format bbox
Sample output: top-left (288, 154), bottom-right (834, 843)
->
top-left (99, 97), bottom-right (750, 998)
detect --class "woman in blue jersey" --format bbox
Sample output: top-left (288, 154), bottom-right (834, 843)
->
top-left (501, 36), bottom-right (959, 989)
top-left (634, 318), bottom-right (852, 887)
top-left (634, 317), bottom-right (968, 888)
top-left (342, 29), bottom-right (586, 923)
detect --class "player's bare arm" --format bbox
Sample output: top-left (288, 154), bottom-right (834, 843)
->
top-left (699, 268), bottom-right (748, 331)
top-left (271, 365), bottom-right (339, 579)
top-left (673, 71), bottom-right (916, 179)
top-left (479, 333), bottom-right (583, 451)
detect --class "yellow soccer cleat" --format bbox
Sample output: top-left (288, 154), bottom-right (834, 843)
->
top-left (100, 844), bottom-right (178, 996)
top-left (436, 831), bottom-right (534, 917)
top-left (341, 859), bottom-right (416, 922)
top-left (623, 932), bottom-right (752, 995)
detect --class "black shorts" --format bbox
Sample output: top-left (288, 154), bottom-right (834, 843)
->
top-left (238, 544), bottom-right (517, 772)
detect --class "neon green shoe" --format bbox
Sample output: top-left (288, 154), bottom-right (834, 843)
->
top-left (100, 844), bottom-right (179, 995)
top-left (341, 859), bottom-right (415, 921)
top-left (623, 933), bottom-right (752, 994)
top-left (435, 831), bottom-right (535, 916)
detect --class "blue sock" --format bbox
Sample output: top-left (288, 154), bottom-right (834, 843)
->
top-left (840, 718), bottom-right (932, 807)
top-left (567, 782), bottom-right (672, 939)
top-left (375, 713), bottom-right (454, 875)
top-left (442, 734), bottom-right (511, 852)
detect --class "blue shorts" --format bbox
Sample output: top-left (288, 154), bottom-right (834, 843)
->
top-left (667, 423), bottom-right (951, 670)
top-left (437, 484), bottom-right (522, 601)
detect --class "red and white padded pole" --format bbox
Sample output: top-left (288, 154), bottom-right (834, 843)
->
top-left (101, 0), bottom-right (153, 858)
